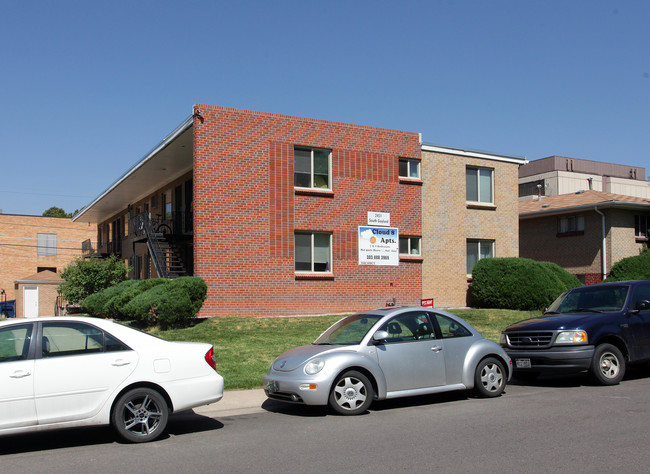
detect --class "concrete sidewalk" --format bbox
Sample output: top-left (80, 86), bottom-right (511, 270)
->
top-left (192, 389), bottom-right (269, 418)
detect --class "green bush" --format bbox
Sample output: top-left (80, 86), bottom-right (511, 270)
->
top-left (59, 255), bottom-right (129, 303)
top-left (123, 276), bottom-right (207, 329)
top-left (605, 251), bottom-right (650, 282)
top-left (469, 258), bottom-right (581, 310)
top-left (105, 278), bottom-right (168, 320)
top-left (82, 280), bottom-right (138, 317)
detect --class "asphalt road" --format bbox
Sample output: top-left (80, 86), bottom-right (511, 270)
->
top-left (2, 368), bottom-right (650, 473)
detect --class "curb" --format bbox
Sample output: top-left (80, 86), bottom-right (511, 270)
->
top-left (192, 389), bottom-right (268, 418)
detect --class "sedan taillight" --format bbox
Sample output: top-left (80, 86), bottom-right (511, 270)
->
top-left (204, 346), bottom-right (217, 371)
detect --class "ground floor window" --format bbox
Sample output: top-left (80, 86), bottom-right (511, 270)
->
top-left (635, 215), bottom-right (649, 239)
top-left (467, 239), bottom-right (494, 274)
top-left (295, 232), bottom-right (332, 272)
top-left (399, 236), bottom-right (421, 255)
top-left (557, 215), bottom-right (584, 235)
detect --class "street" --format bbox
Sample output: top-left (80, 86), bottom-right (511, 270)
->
top-left (2, 368), bottom-right (650, 473)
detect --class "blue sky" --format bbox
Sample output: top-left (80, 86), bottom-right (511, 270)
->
top-left (1, 0), bottom-right (649, 216)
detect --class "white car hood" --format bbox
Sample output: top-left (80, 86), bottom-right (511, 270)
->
top-left (272, 344), bottom-right (357, 371)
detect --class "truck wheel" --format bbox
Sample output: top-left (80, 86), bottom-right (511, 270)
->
top-left (590, 343), bottom-right (625, 385)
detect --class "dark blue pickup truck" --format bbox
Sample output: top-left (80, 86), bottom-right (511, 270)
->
top-left (500, 280), bottom-right (650, 385)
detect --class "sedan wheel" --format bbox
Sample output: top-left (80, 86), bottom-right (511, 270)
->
top-left (590, 343), bottom-right (625, 385)
top-left (474, 357), bottom-right (506, 398)
top-left (329, 370), bottom-right (374, 416)
top-left (112, 388), bottom-right (169, 443)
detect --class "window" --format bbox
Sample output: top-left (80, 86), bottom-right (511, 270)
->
top-left (0, 324), bottom-right (33, 362)
top-left (37, 233), bottom-right (57, 256)
top-left (635, 215), bottom-right (649, 238)
top-left (399, 158), bottom-right (420, 179)
top-left (380, 312), bottom-right (434, 343)
top-left (467, 239), bottom-right (494, 274)
top-left (41, 322), bottom-right (130, 358)
top-left (399, 236), bottom-right (421, 256)
top-left (434, 313), bottom-right (472, 338)
top-left (466, 167), bottom-right (493, 204)
top-left (557, 216), bottom-right (584, 235)
top-left (294, 147), bottom-right (331, 189)
top-left (295, 232), bottom-right (332, 272)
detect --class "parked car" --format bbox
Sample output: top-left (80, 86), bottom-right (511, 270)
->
top-left (0, 316), bottom-right (224, 442)
top-left (264, 306), bottom-right (512, 415)
top-left (501, 280), bottom-right (650, 385)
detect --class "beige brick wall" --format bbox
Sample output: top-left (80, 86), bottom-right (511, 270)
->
top-left (0, 214), bottom-right (96, 302)
top-left (421, 151), bottom-right (520, 307)
top-left (520, 208), bottom-right (645, 282)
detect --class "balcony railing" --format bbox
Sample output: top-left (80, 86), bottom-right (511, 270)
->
top-left (130, 211), bottom-right (193, 239)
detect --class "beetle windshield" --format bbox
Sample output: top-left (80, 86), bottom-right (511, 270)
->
top-left (314, 314), bottom-right (383, 345)
top-left (546, 285), bottom-right (630, 314)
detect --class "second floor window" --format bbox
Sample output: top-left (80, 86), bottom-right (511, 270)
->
top-left (399, 236), bottom-right (421, 256)
top-left (295, 232), bottom-right (332, 273)
top-left (37, 233), bottom-right (57, 256)
top-left (294, 147), bottom-right (331, 189)
top-left (466, 167), bottom-right (493, 204)
top-left (399, 158), bottom-right (421, 179)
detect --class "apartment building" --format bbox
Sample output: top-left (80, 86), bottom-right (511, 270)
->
top-left (74, 105), bottom-right (525, 316)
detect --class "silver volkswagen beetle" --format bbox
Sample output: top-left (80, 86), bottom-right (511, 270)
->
top-left (264, 306), bottom-right (512, 415)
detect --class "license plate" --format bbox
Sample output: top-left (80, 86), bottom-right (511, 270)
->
top-left (516, 358), bottom-right (532, 369)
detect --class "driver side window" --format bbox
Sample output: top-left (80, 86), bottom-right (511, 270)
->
top-left (631, 284), bottom-right (650, 312)
top-left (380, 312), bottom-right (435, 343)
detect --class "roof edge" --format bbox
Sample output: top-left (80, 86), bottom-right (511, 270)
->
top-left (421, 142), bottom-right (527, 165)
top-left (73, 114), bottom-right (194, 222)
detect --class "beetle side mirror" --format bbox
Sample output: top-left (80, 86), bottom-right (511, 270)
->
top-left (372, 330), bottom-right (389, 344)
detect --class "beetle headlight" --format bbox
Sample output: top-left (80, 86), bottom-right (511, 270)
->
top-left (304, 358), bottom-right (325, 375)
top-left (555, 330), bottom-right (587, 344)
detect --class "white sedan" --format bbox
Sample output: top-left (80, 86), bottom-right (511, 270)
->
top-left (0, 316), bottom-right (224, 443)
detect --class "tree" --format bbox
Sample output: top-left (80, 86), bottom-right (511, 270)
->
top-left (43, 206), bottom-right (70, 217)
top-left (58, 255), bottom-right (130, 303)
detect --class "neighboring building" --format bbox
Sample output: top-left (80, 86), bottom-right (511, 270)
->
top-left (0, 214), bottom-right (97, 317)
top-left (422, 144), bottom-right (525, 306)
top-left (519, 156), bottom-right (648, 200)
top-left (520, 190), bottom-right (650, 284)
top-left (15, 270), bottom-right (64, 318)
top-left (74, 105), bottom-right (525, 316)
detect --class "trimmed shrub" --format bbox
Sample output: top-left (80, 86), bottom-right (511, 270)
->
top-left (469, 258), bottom-right (581, 310)
top-left (123, 276), bottom-right (207, 329)
top-left (82, 280), bottom-right (139, 317)
top-left (105, 278), bottom-right (168, 320)
top-left (605, 251), bottom-right (650, 282)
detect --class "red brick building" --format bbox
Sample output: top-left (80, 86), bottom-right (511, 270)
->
top-left (75, 105), bottom-right (425, 316)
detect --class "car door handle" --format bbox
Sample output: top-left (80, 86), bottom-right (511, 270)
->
top-left (112, 359), bottom-right (131, 367)
top-left (10, 370), bottom-right (32, 378)
top-left (431, 346), bottom-right (443, 352)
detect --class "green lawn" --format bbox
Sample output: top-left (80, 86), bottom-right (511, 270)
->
top-left (149, 309), bottom-right (537, 390)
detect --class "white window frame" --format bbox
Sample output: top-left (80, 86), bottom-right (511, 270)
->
top-left (399, 158), bottom-right (421, 179)
top-left (467, 239), bottom-right (494, 275)
top-left (37, 233), bottom-right (57, 256)
top-left (295, 232), bottom-right (333, 273)
top-left (634, 215), bottom-right (648, 238)
top-left (466, 167), bottom-right (494, 204)
top-left (399, 236), bottom-right (421, 256)
top-left (294, 146), bottom-right (332, 190)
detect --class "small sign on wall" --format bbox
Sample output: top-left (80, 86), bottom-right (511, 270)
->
top-left (421, 298), bottom-right (434, 308)
top-left (367, 211), bottom-right (390, 226)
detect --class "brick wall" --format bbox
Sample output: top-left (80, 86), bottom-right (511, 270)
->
top-left (421, 151), bottom-right (520, 307)
top-left (192, 105), bottom-right (422, 316)
top-left (0, 214), bottom-right (96, 303)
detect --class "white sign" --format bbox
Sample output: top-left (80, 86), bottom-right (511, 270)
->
top-left (367, 212), bottom-right (390, 226)
top-left (358, 226), bottom-right (399, 266)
